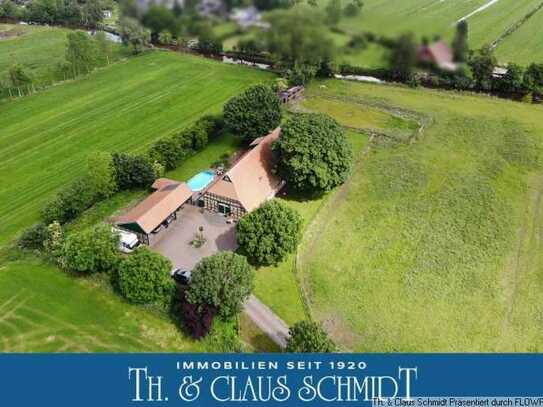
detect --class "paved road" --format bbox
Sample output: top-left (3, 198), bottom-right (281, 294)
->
top-left (244, 295), bottom-right (290, 349)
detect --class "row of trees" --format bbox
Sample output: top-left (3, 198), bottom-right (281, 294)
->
top-left (0, 0), bottom-right (109, 28)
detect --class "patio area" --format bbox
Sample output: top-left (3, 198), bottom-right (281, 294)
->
top-left (151, 205), bottom-right (238, 270)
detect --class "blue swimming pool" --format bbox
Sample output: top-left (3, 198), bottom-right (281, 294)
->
top-left (187, 170), bottom-right (215, 192)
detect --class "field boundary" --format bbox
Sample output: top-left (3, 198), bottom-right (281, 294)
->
top-left (490, 1), bottom-right (543, 51)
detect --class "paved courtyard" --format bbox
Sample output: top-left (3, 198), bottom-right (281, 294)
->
top-left (151, 205), bottom-right (238, 270)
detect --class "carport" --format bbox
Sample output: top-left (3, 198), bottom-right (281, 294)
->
top-left (115, 178), bottom-right (193, 245)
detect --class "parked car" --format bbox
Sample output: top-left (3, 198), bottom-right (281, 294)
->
top-left (163, 213), bottom-right (176, 228)
top-left (112, 227), bottom-right (140, 254)
top-left (171, 268), bottom-right (192, 285)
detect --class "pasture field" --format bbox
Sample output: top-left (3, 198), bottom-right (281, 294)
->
top-left (0, 256), bottom-right (203, 352)
top-left (330, 0), bottom-right (543, 67)
top-left (297, 79), bottom-right (543, 351)
top-left (0, 24), bottom-right (69, 86)
top-left (0, 51), bottom-right (271, 246)
top-left (495, 8), bottom-right (543, 65)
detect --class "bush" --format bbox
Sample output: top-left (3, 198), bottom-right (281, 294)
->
top-left (17, 223), bottom-right (49, 250)
top-left (61, 224), bottom-right (119, 274)
top-left (181, 301), bottom-right (217, 339)
top-left (274, 113), bottom-right (353, 195)
top-left (42, 177), bottom-right (97, 224)
top-left (116, 247), bottom-right (173, 305)
top-left (223, 85), bottom-right (282, 141)
top-left (185, 252), bottom-right (255, 320)
top-left (183, 124), bottom-right (209, 150)
top-left (42, 153), bottom-right (117, 224)
top-left (112, 153), bottom-right (157, 190)
top-left (148, 137), bottom-right (184, 170)
top-left (286, 320), bottom-right (336, 352)
top-left (237, 200), bottom-right (303, 266)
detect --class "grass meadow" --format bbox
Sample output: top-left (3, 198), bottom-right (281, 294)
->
top-left (327, 0), bottom-right (543, 67)
top-left (0, 51), bottom-right (271, 247)
top-left (0, 24), bottom-right (69, 87)
top-left (294, 79), bottom-right (543, 351)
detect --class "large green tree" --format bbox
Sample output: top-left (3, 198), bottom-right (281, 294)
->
top-left (185, 252), bottom-right (255, 320)
top-left (62, 224), bottom-right (119, 274)
top-left (388, 33), bottom-right (417, 82)
top-left (65, 31), bottom-right (98, 76)
top-left (286, 320), bottom-right (336, 352)
top-left (523, 63), bottom-right (543, 95)
top-left (273, 113), bottom-right (353, 195)
top-left (223, 85), bottom-right (282, 141)
top-left (452, 20), bottom-right (469, 63)
top-left (119, 17), bottom-right (151, 54)
top-left (116, 247), bottom-right (173, 305)
top-left (468, 46), bottom-right (496, 91)
top-left (237, 200), bottom-right (302, 266)
top-left (262, 6), bottom-right (335, 68)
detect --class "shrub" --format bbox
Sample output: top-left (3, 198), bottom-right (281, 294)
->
top-left (184, 124), bottom-right (208, 150)
top-left (41, 153), bottom-right (117, 224)
top-left (237, 200), bottom-right (303, 266)
top-left (112, 152), bottom-right (157, 190)
top-left (17, 222), bottom-right (49, 250)
top-left (61, 224), bottom-right (119, 274)
top-left (185, 252), bottom-right (255, 320)
top-left (181, 301), bottom-right (217, 339)
top-left (43, 221), bottom-right (64, 262)
top-left (286, 320), bottom-right (336, 352)
top-left (117, 247), bottom-right (173, 305)
top-left (42, 177), bottom-right (96, 224)
top-left (148, 137), bottom-right (183, 170)
top-left (274, 113), bottom-right (353, 195)
top-left (223, 85), bottom-right (282, 141)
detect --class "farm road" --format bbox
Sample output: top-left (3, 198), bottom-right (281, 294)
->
top-left (244, 295), bottom-right (290, 349)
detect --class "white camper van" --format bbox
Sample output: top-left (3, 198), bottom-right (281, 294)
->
top-left (112, 228), bottom-right (140, 254)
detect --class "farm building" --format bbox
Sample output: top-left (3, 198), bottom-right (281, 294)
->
top-left (115, 178), bottom-right (192, 245)
top-left (417, 41), bottom-right (457, 71)
top-left (278, 86), bottom-right (304, 104)
top-left (199, 128), bottom-right (284, 218)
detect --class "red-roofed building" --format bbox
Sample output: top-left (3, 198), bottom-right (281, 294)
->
top-left (417, 41), bottom-right (457, 71)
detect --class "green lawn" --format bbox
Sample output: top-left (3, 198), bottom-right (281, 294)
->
top-left (297, 79), bottom-right (543, 352)
top-left (0, 51), bottom-right (272, 246)
top-left (0, 256), bottom-right (203, 352)
top-left (254, 130), bottom-right (369, 326)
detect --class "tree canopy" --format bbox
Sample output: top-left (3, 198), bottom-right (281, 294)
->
top-left (116, 247), bottom-right (173, 305)
top-left (61, 224), bottom-right (119, 274)
top-left (185, 252), bottom-right (255, 320)
top-left (452, 20), bottom-right (469, 63)
top-left (286, 320), bottom-right (336, 352)
top-left (223, 85), bottom-right (282, 141)
top-left (237, 200), bottom-right (303, 266)
top-left (468, 46), bottom-right (496, 91)
top-left (388, 33), bottom-right (417, 82)
top-left (262, 7), bottom-right (336, 68)
top-left (273, 113), bottom-right (353, 195)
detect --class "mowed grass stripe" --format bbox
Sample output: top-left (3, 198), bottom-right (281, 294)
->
top-left (0, 51), bottom-right (272, 245)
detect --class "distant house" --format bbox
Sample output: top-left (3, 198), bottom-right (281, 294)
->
top-left (230, 6), bottom-right (269, 29)
top-left (103, 10), bottom-right (112, 18)
top-left (278, 86), bottom-right (304, 104)
top-left (417, 41), bottom-right (457, 71)
top-left (115, 178), bottom-right (192, 245)
top-left (197, 0), bottom-right (225, 17)
top-left (199, 128), bottom-right (284, 218)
